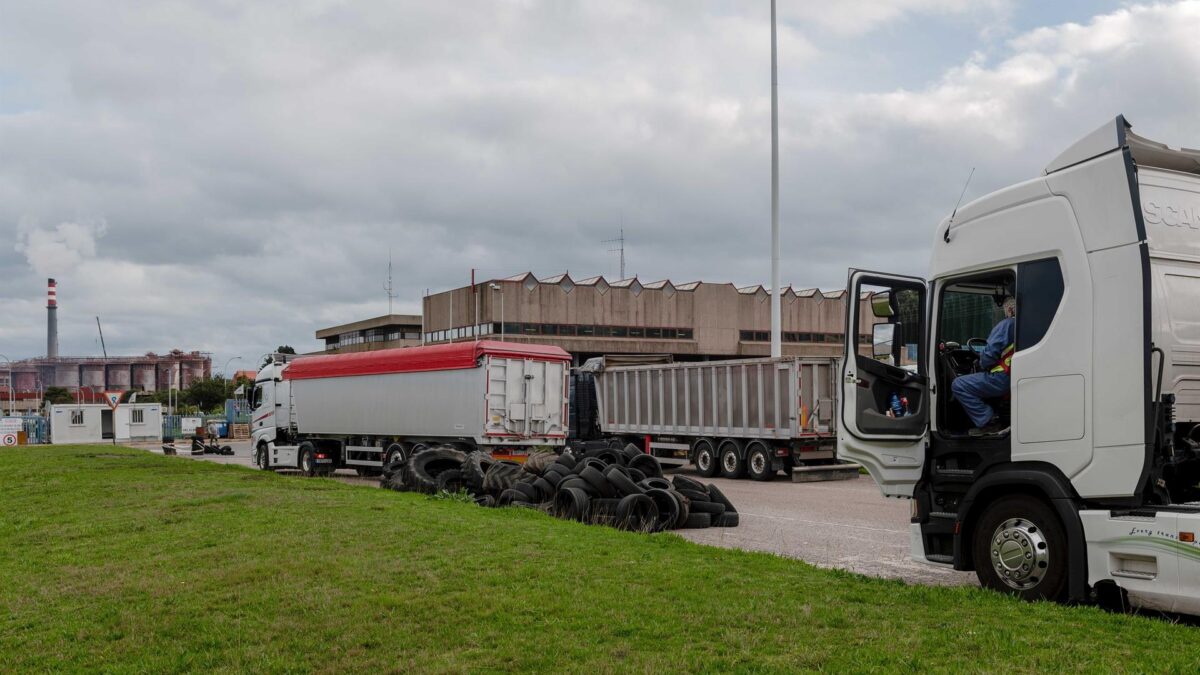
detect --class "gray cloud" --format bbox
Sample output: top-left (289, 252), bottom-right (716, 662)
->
top-left (0, 0), bottom-right (1197, 371)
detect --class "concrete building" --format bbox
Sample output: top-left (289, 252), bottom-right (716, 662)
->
top-left (419, 272), bottom-right (872, 362)
top-left (6, 351), bottom-right (212, 397)
top-left (316, 314), bottom-right (424, 354)
top-left (48, 403), bottom-right (164, 444)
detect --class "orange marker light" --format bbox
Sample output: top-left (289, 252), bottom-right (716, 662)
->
top-left (1181, 532), bottom-right (1195, 543)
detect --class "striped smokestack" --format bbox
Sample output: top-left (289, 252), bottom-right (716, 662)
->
top-left (47, 278), bottom-right (58, 360)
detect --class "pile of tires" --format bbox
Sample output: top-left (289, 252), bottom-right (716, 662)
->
top-left (380, 443), bottom-right (738, 531)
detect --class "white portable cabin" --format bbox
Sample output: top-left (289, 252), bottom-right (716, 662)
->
top-left (49, 403), bottom-right (164, 444)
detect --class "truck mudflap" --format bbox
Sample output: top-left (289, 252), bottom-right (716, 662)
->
top-left (951, 463), bottom-right (1089, 603)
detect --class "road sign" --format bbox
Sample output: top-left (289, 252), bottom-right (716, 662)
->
top-left (103, 391), bottom-right (122, 410)
top-left (1, 433), bottom-right (17, 447)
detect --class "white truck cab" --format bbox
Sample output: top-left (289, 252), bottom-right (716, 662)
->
top-left (840, 116), bottom-right (1200, 613)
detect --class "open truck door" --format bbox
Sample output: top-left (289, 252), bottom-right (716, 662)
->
top-left (839, 270), bottom-right (929, 497)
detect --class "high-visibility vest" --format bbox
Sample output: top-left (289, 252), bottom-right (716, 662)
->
top-left (990, 343), bottom-right (1015, 375)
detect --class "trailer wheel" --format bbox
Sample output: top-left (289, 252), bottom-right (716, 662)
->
top-left (718, 440), bottom-right (745, 479)
top-left (384, 443), bottom-right (407, 468)
top-left (972, 495), bottom-right (1068, 602)
top-left (255, 443), bottom-right (271, 471)
top-left (745, 441), bottom-right (774, 481)
top-left (298, 443), bottom-right (317, 477)
top-left (693, 439), bottom-right (718, 478)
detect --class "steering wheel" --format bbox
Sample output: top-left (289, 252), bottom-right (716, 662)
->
top-left (966, 337), bottom-right (988, 353)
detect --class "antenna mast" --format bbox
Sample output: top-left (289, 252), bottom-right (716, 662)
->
top-left (384, 249), bottom-right (398, 314)
top-left (96, 316), bottom-right (108, 359)
top-left (603, 228), bottom-right (626, 279)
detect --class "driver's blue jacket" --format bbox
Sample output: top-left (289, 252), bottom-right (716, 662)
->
top-left (980, 317), bottom-right (1016, 370)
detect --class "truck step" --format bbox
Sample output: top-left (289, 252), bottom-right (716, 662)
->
top-left (929, 511), bottom-right (957, 520)
top-left (791, 463), bottom-right (861, 483)
top-left (925, 554), bottom-right (954, 564)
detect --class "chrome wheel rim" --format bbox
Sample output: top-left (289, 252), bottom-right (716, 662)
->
top-left (697, 450), bottom-right (711, 471)
top-left (990, 517), bottom-right (1049, 590)
top-left (750, 451), bottom-right (767, 475)
top-left (722, 450), bottom-right (737, 473)
top-left (301, 453), bottom-right (312, 473)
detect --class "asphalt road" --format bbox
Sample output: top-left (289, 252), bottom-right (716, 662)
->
top-left (152, 440), bottom-right (974, 587)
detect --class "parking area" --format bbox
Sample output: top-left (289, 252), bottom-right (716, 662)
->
top-left (149, 440), bottom-right (973, 587)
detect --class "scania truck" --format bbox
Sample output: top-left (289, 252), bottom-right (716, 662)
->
top-left (840, 116), bottom-right (1200, 614)
top-left (250, 340), bottom-right (571, 475)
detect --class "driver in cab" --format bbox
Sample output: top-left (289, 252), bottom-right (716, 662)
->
top-left (950, 297), bottom-right (1015, 437)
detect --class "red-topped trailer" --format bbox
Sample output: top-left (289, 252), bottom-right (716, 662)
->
top-left (249, 341), bottom-right (571, 476)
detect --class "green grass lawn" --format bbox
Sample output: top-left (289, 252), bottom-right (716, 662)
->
top-left (0, 445), bottom-right (1196, 672)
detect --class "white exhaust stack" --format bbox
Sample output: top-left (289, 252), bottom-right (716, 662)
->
top-left (47, 278), bottom-right (58, 359)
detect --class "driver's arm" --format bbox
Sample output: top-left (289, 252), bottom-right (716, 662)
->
top-left (979, 319), bottom-right (1009, 370)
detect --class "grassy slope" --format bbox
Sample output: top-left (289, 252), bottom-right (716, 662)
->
top-left (0, 446), bottom-right (1195, 673)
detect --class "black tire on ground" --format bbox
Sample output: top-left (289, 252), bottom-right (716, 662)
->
top-left (718, 441), bottom-right (746, 479)
top-left (595, 449), bottom-right (624, 466)
top-left (627, 453), bottom-right (663, 478)
top-left (615, 493), bottom-right (659, 532)
top-left (705, 483), bottom-right (737, 514)
top-left (554, 487), bottom-right (591, 521)
top-left (497, 489), bottom-right (525, 507)
top-left (580, 466), bottom-right (616, 498)
top-left (408, 447), bottom-right (468, 494)
top-left (972, 495), bottom-right (1069, 602)
top-left (589, 497), bottom-right (622, 519)
top-left (559, 477), bottom-right (596, 496)
top-left (671, 474), bottom-right (707, 493)
top-left (679, 488), bottom-right (711, 503)
top-left (219, 445), bottom-right (233, 456)
top-left (297, 442), bottom-right (317, 477)
top-left (745, 441), bottom-right (775, 481)
top-left (690, 500), bottom-right (726, 516)
top-left (555, 452), bottom-right (579, 470)
top-left (255, 443), bottom-right (271, 471)
top-left (461, 451), bottom-right (495, 490)
top-left (579, 457), bottom-right (609, 475)
top-left (682, 512), bottom-right (712, 529)
top-left (483, 460), bottom-right (525, 493)
top-left (670, 490), bottom-right (690, 529)
top-left (543, 469), bottom-right (567, 488)
top-left (546, 462), bottom-right (575, 477)
top-left (639, 477), bottom-right (672, 491)
top-left (605, 466), bottom-right (645, 496)
top-left (513, 481), bottom-right (541, 502)
top-left (693, 439), bottom-right (719, 478)
top-left (621, 443), bottom-right (644, 461)
top-left (626, 467), bottom-right (647, 485)
top-left (643, 488), bottom-right (680, 532)
top-left (532, 477), bottom-right (556, 501)
top-left (474, 494), bottom-right (497, 508)
top-left (713, 512), bottom-right (740, 527)
top-left (436, 469), bottom-right (465, 493)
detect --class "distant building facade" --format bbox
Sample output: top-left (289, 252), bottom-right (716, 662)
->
top-left (2, 351), bottom-right (213, 412)
top-left (315, 314), bottom-right (423, 354)
top-left (419, 272), bottom-right (872, 363)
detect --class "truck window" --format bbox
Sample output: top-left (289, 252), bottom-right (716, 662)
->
top-left (1016, 258), bottom-right (1064, 349)
top-left (252, 384), bottom-right (265, 410)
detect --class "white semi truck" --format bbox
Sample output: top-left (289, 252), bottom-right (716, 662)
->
top-left (249, 341), bottom-right (571, 476)
top-left (840, 116), bottom-right (1200, 613)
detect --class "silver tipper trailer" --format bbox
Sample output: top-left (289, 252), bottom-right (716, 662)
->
top-left (593, 356), bottom-right (839, 480)
top-left (249, 341), bottom-right (571, 476)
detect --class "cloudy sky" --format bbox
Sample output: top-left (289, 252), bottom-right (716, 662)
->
top-left (2, 0), bottom-right (1199, 371)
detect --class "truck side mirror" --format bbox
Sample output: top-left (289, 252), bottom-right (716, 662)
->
top-left (873, 323), bottom-right (899, 363)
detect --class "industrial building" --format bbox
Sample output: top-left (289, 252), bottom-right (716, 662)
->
top-left (47, 402), bottom-right (164, 445)
top-left (315, 314), bottom-right (423, 354)
top-left (0, 279), bottom-right (212, 412)
top-left (415, 272), bottom-right (872, 362)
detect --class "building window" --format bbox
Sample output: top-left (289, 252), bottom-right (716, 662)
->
top-left (677, 328), bottom-right (694, 340)
top-left (578, 325), bottom-right (595, 337)
top-left (541, 324), bottom-right (558, 336)
top-left (646, 327), bottom-right (662, 339)
top-left (131, 409), bottom-right (145, 425)
top-left (559, 325), bottom-right (577, 336)
top-left (610, 326), bottom-right (628, 338)
top-left (71, 409), bottom-right (84, 426)
top-left (661, 328), bottom-right (676, 339)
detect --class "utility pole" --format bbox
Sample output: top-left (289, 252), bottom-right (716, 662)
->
top-left (96, 317), bottom-right (108, 358)
top-left (769, 0), bottom-right (782, 358)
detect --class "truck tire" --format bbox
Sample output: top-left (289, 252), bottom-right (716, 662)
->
top-left (972, 495), bottom-right (1068, 602)
top-left (409, 447), bottom-right (467, 494)
top-left (682, 512), bottom-right (712, 529)
top-left (298, 442), bottom-right (317, 477)
top-left (643, 488), bottom-right (680, 532)
top-left (483, 460), bottom-right (525, 493)
top-left (679, 488), bottom-right (710, 503)
top-left (670, 490), bottom-right (690, 529)
top-left (384, 443), bottom-right (407, 469)
top-left (693, 439), bottom-right (718, 478)
top-left (718, 440), bottom-right (745, 479)
top-left (690, 500), bottom-right (725, 516)
top-left (461, 451), bottom-right (495, 490)
top-left (605, 466), bottom-right (645, 497)
top-left (671, 475), bottom-right (706, 493)
top-left (705, 483), bottom-right (737, 514)
top-left (713, 512), bottom-right (740, 527)
top-left (627, 453), bottom-right (663, 478)
top-left (639, 477), bottom-right (672, 491)
top-left (580, 466), bottom-right (616, 498)
top-left (524, 451), bottom-right (558, 476)
top-left (436, 469), bottom-right (465, 493)
top-left (554, 487), bottom-right (591, 521)
top-left (615, 493), bottom-right (658, 532)
top-left (745, 441), bottom-right (774, 481)
top-left (255, 443), bottom-right (271, 471)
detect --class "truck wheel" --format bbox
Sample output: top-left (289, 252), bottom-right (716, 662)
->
top-left (384, 443), bottom-right (407, 468)
top-left (693, 440), bottom-right (718, 478)
top-left (972, 495), bottom-right (1068, 602)
top-left (298, 443), bottom-right (317, 477)
top-left (746, 442), bottom-right (774, 481)
top-left (718, 441), bottom-right (745, 479)
top-left (255, 444), bottom-right (271, 471)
